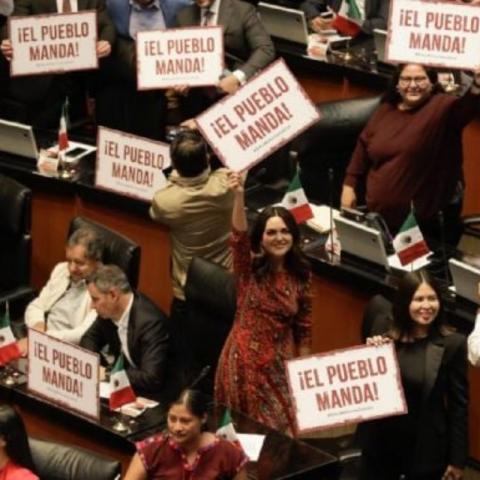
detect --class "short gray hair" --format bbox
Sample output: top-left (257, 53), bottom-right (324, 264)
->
top-left (68, 227), bottom-right (104, 262)
top-left (88, 265), bottom-right (131, 294)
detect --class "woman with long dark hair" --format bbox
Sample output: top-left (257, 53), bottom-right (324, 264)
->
top-left (341, 63), bottom-right (480, 245)
top-left (124, 389), bottom-right (248, 479)
top-left (360, 270), bottom-right (468, 480)
top-left (0, 405), bottom-right (38, 479)
top-left (215, 172), bottom-right (312, 435)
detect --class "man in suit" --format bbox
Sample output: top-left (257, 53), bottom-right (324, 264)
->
top-left (300, 0), bottom-right (389, 35)
top-left (80, 265), bottom-right (170, 396)
top-left (175, 0), bottom-right (275, 118)
top-left (95, 0), bottom-right (190, 140)
top-left (18, 227), bottom-right (103, 355)
top-left (0, 0), bottom-right (115, 128)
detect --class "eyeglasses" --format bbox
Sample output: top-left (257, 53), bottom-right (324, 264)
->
top-left (398, 76), bottom-right (430, 87)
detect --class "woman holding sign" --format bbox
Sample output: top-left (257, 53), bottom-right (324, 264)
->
top-left (0, 405), bottom-right (38, 480)
top-left (341, 63), bottom-right (480, 245)
top-left (361, 270), bottom-right (468, 480)
top-left (214, 172), bottom-right (312, 435)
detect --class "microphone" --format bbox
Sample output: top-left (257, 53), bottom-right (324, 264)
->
top-left (189, 365), bottom-right (211, 390)
top-left (328, 167), bottom-right (334, 237)
top-left (437, 211), bottom-right (450, 283)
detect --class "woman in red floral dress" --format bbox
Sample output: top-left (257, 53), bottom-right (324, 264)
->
top-left (215, 172), bottom-right (312, 434)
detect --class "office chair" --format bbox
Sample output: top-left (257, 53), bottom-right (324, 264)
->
top-left (183, 257), bottom-right (236, 395)
top-left (68, 216), bottom-right (141, 289)
top-left (29, 438), bottom-right (121, 480)
top-left (0, 174), bottom-right (35, 318)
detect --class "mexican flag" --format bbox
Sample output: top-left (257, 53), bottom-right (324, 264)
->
top-left (393, 212), bottom-right (430, 266)
top-left (281, 172), bottom-right (313, 224)
top-left (216, 409), bottom-right (241, 448)
top-left (109, 355), bottom-right (136, 410)
top-left (332, 0), bottom-right (362, 37)
top-left (0, 304), bottom-right (21, 366)
top-left (58, 99), bottom-right (69, 153)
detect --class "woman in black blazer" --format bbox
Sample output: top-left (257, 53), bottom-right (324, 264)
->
top-left (359, 270), bottom-right (468, 480)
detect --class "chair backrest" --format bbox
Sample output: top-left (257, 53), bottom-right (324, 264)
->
top-left (68, 216), bottom-right (140, 289)
top-left (291, 95), bottom-right (381, 206)
top-left (361, 294), bottom-right (393, 341)
top-left (184, 257), bottom-right (236, 394)
top-left (29, 438), bottom-right (121, 480)
top-left (0, 174), bottom-right (31, 291)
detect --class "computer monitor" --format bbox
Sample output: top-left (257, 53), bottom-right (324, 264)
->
top-left (334, 215), bottom-right (390, 269)
top-left (449, 258), bottom-right (480, 305)
top-left (258, 2), bottom-right (309, 45)
top-left (0, 118), bottom-right (39, 159)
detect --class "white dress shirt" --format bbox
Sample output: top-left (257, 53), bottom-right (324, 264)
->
top-left (468, 311), bottom-right (480, 365)
top-left (116, 294), bottom-right (136, 368)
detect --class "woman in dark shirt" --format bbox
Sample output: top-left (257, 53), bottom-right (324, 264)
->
top-left (360, 270), bottom-right (468, 480)
top-left (341, 63), bottom-right (480, 245)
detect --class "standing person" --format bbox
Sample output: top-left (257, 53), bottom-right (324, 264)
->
top-left (0, 405), bottom-right (38, 480)
top-left (150, 131), bottom-right (234, 368)
top-left (215, 172), bottom-right (312, 434)
top-left (361, 270), bottom-right (468, 480)
top-left (124, 389), bottom-right (248, 479)
top-left (341, 63), bottom-right (480, 245)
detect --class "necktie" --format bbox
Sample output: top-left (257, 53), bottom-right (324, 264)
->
top-left (346, 0), bottom-right (361, 20)
top-left (63, 0), bottom-right (72, 13)
top-left (202, 9), bottom-right (213, 26)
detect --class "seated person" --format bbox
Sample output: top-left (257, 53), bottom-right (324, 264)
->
top-left (18, 227), bottom-right (103, 354)
top-left (300, 0), bottom-right (389, 35)
top-left (80, 264), bottom-right (169, 396)
top-left (0, 0), bottom-right (115, 128)
top-left (124, 389), bottom-right (248, 480)
top-left (0, 404), bottom-right (39, 480)
top-left (96, 0), bottom-right (189, 140)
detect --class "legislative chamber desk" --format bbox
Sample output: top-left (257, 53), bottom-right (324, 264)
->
top-left (1, 43), bottom-right (480, 465)
top-left (0, 364), bottom-right (338, 478)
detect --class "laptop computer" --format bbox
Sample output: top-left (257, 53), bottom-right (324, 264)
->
top-left (258, 2), bottom-right (309, 45)
top-left (449, 258), bottom-right (480, 305)
top-left (334, 215), bottom-right (390, 269)
top-left (0, 118), bottom-right (39, 159)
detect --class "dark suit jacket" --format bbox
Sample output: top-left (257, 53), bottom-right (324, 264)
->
top-left (300, 0), bottom-right (389, 34)
top-left (80, 293), bottom-right (170, 396)
top-left (176, 0), bottom-right (275, 80)
top-left (359, 311), bottom-right (469, 475)
top-left (1, 0), bottom-right (116, 103)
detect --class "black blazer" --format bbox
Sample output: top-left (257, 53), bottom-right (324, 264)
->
top-left (359, 314), bottom-right (469, 475)
top-left (300, 0), bottom-right (390, 34)
top-left (175, 0), bottom-right (275, 80)
top-left (80, 293), bottom-right (170, 396)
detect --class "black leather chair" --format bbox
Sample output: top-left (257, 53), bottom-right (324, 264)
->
top-left (68, 216), bottom-right (141, 289)
top-left (361, 294), bottom-right (393, 341)
top-left (29, 438), bottom-right (121, 480)
top-left (183, 257), bottom-right (236, 395)
top-left (291, 95), bottom-right (381, 207)
top-left (0, 174), bottom-right (35, 318)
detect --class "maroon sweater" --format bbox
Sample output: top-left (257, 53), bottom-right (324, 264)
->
top-left (344, 91), bottom-right (478, 230)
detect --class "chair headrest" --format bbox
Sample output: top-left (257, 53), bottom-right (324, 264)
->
top-left (0, 175), bottom-right (31, 236)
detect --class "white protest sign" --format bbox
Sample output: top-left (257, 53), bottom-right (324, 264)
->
top-left (286, 343), bottom-right (407, 433)
top-left (9, 11), bottom-right (98, 77)
top-left (28, 329), bottom-right (100, 419)
top-left (387, 0), bottom-right (480, 69)
top-left (196, 58), bottom-right (320, 172)
top-left (137, 26), bottom-right (224, 89)
top-left (95, 126), bottom-right (169, 202)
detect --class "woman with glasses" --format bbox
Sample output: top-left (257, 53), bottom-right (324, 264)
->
top-left (341, 63), bottom-right (480, 245)
top-left (215, 172), bottom-right (312, 435)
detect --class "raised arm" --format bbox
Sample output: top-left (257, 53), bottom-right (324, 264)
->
top-left (229, 172), bottom-right (248, 232)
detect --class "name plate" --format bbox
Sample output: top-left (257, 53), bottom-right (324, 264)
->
top-left (286, 343), bottom-right (407, 434)
top-left (196, 58), bottom-right (320, 172)
top-left (95, 126), bottom-right (169, 202)
top-left (137, 26), bottom-right (224, 89)
top-left (28, 329), bottom-right (100, 420)
top-left (387, 0), bottom-right (480, 69)
top-left (9, 11), bottom-right (98, 77)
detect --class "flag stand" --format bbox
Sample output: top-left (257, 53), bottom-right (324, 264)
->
top-left (112, 407), bottom-right (130, 433)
